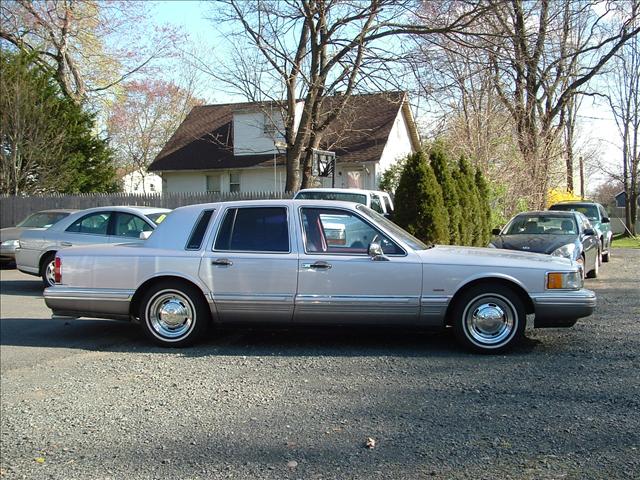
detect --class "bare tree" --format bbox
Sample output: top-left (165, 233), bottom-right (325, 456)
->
top-left (202, 0), bottom-right (492, 191)
top-left (107, 76), bottom-right (204, 193)
top-left (0, 0), bottom-right (178, 104)
top-left (606, 4), bottom-right (639, 234)
top-left (413, 0), bottom-right (640, 209)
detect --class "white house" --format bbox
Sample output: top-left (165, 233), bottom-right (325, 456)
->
top-left (120, 168), bottom-right (163, 194)
top-left (148, 91), bottom-right (420, 193)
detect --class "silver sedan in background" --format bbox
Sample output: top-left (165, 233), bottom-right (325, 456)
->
top-left (0, 209), bottom-right (76, 266)
top-left (16, 205), bottom-right (170, 287)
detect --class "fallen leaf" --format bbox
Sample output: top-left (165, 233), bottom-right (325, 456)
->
top-left (35, 457), bottom-right (45, 464)
top-left (287, 460), bottom-right (298, 469)
top-left (365, 437), bottom-right (376, 449)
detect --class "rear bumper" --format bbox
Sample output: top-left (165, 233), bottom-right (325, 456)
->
top-left (531, 289), bottom-right (596, 328)
top-left (44, 286), bottom-right (135, 321)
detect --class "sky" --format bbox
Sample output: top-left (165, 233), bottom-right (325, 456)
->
top-left (149, 1), bottom-right (623, 192)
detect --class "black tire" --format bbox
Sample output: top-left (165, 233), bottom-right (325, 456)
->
top-left (586, 251), bottom-right (599, 279)
top-left (139, 280), bottom-right (210, 347)
top-left (452, 283), bottom-right (526, 354)
top-left (40, 252), bottom-right (56, 288)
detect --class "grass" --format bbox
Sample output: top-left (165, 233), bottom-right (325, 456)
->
top-left (611, 234), bottom-right (640, 249)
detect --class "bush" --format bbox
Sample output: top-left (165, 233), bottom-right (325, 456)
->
top-left (455, 156), bottom-right (482, 245)
top-left (429, 142), bottom-right (462, 245)
top-left (475, 168), bottom-right (492, 246)
top-left (394, 151), bottom-right (449, 244)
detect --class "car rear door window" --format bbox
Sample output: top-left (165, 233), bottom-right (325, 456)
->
top-left (214, 207), bottom-right (289, 252)
top-left (66, 212), bottom-right (111, 235)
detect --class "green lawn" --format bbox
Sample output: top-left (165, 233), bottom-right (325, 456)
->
top-left (612, 234), bottom-right (640, 249)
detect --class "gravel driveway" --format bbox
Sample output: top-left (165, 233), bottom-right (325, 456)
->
top-left (1, 249), bottom-right (639, 480)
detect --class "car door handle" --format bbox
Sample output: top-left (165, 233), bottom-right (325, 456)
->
top-left (302, 261), bottom-right (332, 270)
top-left (60, 242), bottom-right (73, 247)
top-left (211, 258), bottom-right (233, 266)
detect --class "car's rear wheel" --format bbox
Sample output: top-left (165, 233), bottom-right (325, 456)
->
top-left (452, 284), bottom-right (526, 353)
top-left (139, 281), bottom-right (210, 347)
top-left (40, 253), bottom-right (56, 288)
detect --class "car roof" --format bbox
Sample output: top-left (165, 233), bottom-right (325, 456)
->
top-left (74, 205), bottom-right (171, 214)
top-left (296, 188), bottom-right (373, 195)
top-left (33, 209), bottom-right (78, 214)
top-left (550, 200), bottom-right (602, 206)
top-left (171, 199), bottom-right (367, 214)
top-left (517, 210), bottom-right (577, 217)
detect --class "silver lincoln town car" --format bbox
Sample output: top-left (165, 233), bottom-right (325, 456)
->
top-left (44, 200), bottom-right (596, 353)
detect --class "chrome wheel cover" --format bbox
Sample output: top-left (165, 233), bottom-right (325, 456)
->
top-left (463, 294), bottom-right (516, 346)
top-left (45, 260), bottom-right (56, 286)
top-left (146, 290), bottom-right (195, 340)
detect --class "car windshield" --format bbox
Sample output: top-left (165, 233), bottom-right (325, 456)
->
top-left (551, 204), bottom-right (598, 220)
top-left (503, 215), bottom-right (577, 235)
top-left (147, 212), bottom-right (169, 225)
top-left (296, 191), bottom-right (368, 205)
top-left (17, 212), bottom-right (70, 228)
top-left (356, 204), bottom-right (431, 250)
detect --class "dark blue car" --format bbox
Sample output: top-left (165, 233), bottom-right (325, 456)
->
top-left (490, 211), bottom-right (600, 279)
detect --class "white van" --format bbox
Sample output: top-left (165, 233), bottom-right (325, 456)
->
top-left (294, 188), bottom-right (394, 216)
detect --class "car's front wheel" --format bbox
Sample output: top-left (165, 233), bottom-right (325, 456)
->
top-left (452, 284), bottom-right (526, 353)
top-left (139, 281), bottom-right (210, 347)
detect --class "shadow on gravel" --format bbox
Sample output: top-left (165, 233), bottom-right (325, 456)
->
top-left (0, 316), bottom-right (544, 358)
top-left (0, 279), bottom-right (44, 297)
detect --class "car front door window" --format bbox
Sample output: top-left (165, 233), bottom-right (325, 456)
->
top-left (300, 208), bottom-right (401, 255)
top-left (113, 213), bottom-right (152, 238)
top-left (66, 213), bottom-right (111, 235)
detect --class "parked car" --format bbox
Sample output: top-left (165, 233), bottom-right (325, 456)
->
top-left (43, 200), bottom-right (595, 353)
top-left (294, 188), bottom-right (394, 217)
top-left (1, 209), bottom-right (77, 266)
top-left (489, 211), bottom-right (600, 279)
top-left (549, 200), bottom-right (613, 262)
top-left (16, 206), bottom-right (171, 287)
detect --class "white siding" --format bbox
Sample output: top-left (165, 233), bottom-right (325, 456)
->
top-left (122, 170), bottom-right (163, 194)
top-left (162, 167), bottom-right (286, 193)
top-left (319, 162), bottom-right (377, 190)
top-left (233, 111), bottom-right (285, 156)
top-left (376, 108), bottom-right (414, 185)
top-left (163, 172), bottom-right (207, 192)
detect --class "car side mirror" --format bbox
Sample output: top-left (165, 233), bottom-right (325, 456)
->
top-left (602, 217), bottom-right (610, 223)
top-left (583, 228), bottom-right (595, 236)
top-left (139, 231), bottom-right (152, 240)
top-left (368, 240), bottom-right (388, 261)
top-left (492, 228), bottom-right (502, 235)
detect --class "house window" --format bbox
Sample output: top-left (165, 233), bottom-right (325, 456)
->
top-left (207, 174), bottom-right (221, 193)
top-left (229, 172), bottom-right (240, 193)
top-left (149, 183), bottom-right (156, 192)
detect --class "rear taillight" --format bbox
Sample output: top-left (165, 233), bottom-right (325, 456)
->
top-left (54, 257), bottom-right (62, 284)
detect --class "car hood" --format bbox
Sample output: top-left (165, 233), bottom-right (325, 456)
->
top-left (491, 234), bottom-right (577, 255)
top-left (418, 245), bottom-right (573, 269)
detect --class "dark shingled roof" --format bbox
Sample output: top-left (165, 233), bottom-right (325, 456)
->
top-left (149, 91), bottom-right (415, 172)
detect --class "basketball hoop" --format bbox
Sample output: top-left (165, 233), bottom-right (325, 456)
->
top-left (312, 149), bottom-right (336, 177)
